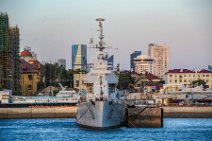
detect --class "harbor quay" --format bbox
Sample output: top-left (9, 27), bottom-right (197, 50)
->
top-left (0, 105), bottom-right (212, 119)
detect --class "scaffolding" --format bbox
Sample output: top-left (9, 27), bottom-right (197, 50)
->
top-left (0, 12), bottom-right (20, 91)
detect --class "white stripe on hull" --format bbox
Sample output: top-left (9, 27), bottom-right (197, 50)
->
top-left (77, 101), bottom-right (125, 129)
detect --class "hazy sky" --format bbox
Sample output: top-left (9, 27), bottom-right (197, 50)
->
top-left (0, 0), bottom-right (212, 70)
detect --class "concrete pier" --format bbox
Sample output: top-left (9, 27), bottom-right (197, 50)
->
top-left (0, 106), bottom-right (212, 119)
top-left (0, 106), bottom-right (77, 119)
top-left (163, 106), bottom-right (212, 118)
top-left (127, 106), bottom-right (163, 128)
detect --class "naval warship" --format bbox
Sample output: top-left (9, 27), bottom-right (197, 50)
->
top-left (76, 18), bottom-right (125, 129)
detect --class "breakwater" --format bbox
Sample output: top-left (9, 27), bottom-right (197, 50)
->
top-left (0, 106), bottom-right (212, 119)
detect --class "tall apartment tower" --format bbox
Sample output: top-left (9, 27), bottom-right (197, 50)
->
top-left (148, 43), bottom-right (170, 79)
top-left (0, 13), bottom-right (20, 90)
top-left (72, 44), bottom-right (87, 71)
top-left (130, 51), bottom-right (142, 71)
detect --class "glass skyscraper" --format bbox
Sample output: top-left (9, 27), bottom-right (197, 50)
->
top-left (72, 44), bottom-right (87, 71)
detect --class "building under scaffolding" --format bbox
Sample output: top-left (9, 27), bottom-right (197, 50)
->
top-left (0, 12), bottom-right (20, 91)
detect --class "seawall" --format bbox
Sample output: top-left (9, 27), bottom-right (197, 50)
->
top-left (0, 106), bottom-right (212, 119)
top-left (0, 106), bottom-right (77, 119)
top-left (163, 106), bottom-right (212, 118)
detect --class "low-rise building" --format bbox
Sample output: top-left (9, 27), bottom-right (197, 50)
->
top-left (131, 71), bottom-right (162, 93)
top-left (166, 69), bottom-right (212, 89)
top-left (20, 59), bottom-right (42, 96)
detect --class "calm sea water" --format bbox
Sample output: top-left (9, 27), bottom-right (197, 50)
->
top-left (0, 118), bottom-right (212, 141)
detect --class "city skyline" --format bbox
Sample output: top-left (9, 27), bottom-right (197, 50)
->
top-left (0, 0), bottom-right (211, 70)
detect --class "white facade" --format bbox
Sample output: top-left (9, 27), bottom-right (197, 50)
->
top-left (148, 43), bottom-right (170, 79)
top-left (134, 55), bottom-right (153, 74)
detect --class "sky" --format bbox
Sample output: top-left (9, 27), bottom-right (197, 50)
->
top-left (0, 0), bottom-right (212, 70)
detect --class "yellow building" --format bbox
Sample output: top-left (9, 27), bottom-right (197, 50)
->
top-left (20, 59), bottom-right (41, 96)
top-left (166, 69), bottom-right (212, 89)
top-left (20, 50), bottom-right (42, 96)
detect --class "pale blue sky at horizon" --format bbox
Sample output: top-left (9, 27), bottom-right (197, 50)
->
top-left (0, 0), bottom-right (212, 70)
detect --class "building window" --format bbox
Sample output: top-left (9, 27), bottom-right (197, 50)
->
top-left (175, 80), bottom-right (177, 83)
top-left (170, 80), bottom-right (172, 83)
top-left (28, 85), bottom-right (32, 90)
top-left (75, 80), bottom-right (79, 87)
top-left (169, 75), bottom-right (172, 77)
top-left (28, 75), bottom-right (32, 80)
top-left (180, 80), bottom-right (182, 83)
top-left (184, 80), bottom-right (187, 83)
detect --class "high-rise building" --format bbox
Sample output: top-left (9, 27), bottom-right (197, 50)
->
top-left (57, 59), bottom-right (66, 68)
top-left (148, 43), bottom-right (170, 79)
top-left (0, 13), bottom-right (10, 88)
top-left (0, 13), bottom-right (20, 91)
top-left (9, 26), bottom-right (20, 91)
top-left (134, 55), bottom-right (153, 74)
top-left (72, 44), bottom-right (87, 71)
top-left (130, 51), bottom-right (142, 71)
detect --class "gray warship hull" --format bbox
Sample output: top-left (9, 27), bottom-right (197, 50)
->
top-left (77, 101), bottom-right (125, 129)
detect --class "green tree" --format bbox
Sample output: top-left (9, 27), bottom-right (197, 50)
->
top-left (38, 63), bottom-right (74, 90)
top-left (191, 79), bottom-right (208, 89)
top-left (117, 70), bottom-right (134, 90)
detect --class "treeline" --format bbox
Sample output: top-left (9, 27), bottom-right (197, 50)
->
top-left (38, 63), bottom-right (76, 90)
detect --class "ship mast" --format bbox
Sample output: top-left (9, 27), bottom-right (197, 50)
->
top-left (96, 18), bottom-right (105, 60)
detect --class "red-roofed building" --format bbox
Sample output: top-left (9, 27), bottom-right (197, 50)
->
top-left (131, 71), bottom-right (163, 92)
top-left (20, 59), bottom-right (42, 96)
top-left (20, 50), bottom-right (33, 62)
top-left (166, 69), bottom-right (212, 89)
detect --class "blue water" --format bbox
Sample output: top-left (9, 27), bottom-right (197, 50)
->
top-left (0, 118), bottom-right (212, 141)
